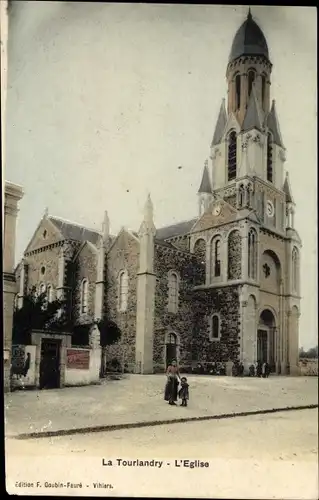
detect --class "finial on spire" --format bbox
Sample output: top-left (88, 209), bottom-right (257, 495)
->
top-left (102, 210), bottom-right (110, 239)
top-left (144, 193), bottom-right (154, 222)
top-left (204, 159), bottom-right (208, 169)
top-left (44, 207), bottom-right (49, 217)
top-left (247, 7), bottom-right (252, 20)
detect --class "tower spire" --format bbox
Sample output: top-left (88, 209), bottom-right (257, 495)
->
top-left (247, 6), bottom-right (252, 20)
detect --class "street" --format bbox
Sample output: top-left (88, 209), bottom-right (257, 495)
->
top-left (6, 408), bottom-right (318, 499)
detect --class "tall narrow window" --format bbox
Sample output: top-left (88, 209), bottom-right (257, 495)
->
top-left (81, 279), bottom-right (89, 314)
top-left (209, 314), bottom-right (220, 341)
top-left (210, 238), bottom-right (221, 280)
top-left (118, 270), bottom-right (128, 312)
top-left (168, 272), bottom-right (179, 313)
top-left (248, 70), bottom-right (256, 98)
top-left (235, 73), bottom-right (241, 110)
top-left (261, 74), bottom-right (266, 110)
top-left (267, 133), bottom-right (273, 182)
top-left (292, 247), bottom-right (299, 293)
top-left (214, 240), bottom-right (221, 277)
top-left (248, 229), bottom-right (257, 280)
top-left (228, 131), bottom-right (237, 181)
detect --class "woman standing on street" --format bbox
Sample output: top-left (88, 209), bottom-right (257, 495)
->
top-left (164, 359), bottom-right (180, 405)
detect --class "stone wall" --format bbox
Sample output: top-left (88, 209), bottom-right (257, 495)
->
top-left (72, 243), bottom-right (98, 325)
top-left (104, 230), bottom-right (140, 368)
top-left (153, 244), bottom-right (205, 370)
top-left (191, 285), bottom-right (241, 364)
top-left (23, 246), bottom-right (61, 294)
top-left (228, 230), bottom-right (242, 279)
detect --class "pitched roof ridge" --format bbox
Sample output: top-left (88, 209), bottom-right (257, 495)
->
top-left (49, 215), bottom-right (101, 234)
top-left (157, 216), bottom-right (198, 230)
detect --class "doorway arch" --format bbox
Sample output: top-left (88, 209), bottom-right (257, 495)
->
top-left (165, 332), bottom-right (179, 368)
top-left (258, 309), bottom-right (277, 370)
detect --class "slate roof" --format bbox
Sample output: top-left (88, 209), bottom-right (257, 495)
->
top-left (229, 9), bottom-right (269, 63)
top-left (198, 164), bottom-right (213, 194)
top-left (266, 100), bottom-right (284, 147)
top-left (156, 218), bottom-right (198, 240)
top-left (211, 99), bottom-right (227, 146)
top-left (48, 216), bottom-right (101, 245)
top-left (242, 84), bottom-right (263, 131)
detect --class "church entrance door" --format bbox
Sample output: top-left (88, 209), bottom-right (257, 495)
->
top-left (258, 309), bottom-right (277, 371)
top-left (165, 332), bottom-right (177, 368)
top-left (257, 329), bottom-right (268, 364)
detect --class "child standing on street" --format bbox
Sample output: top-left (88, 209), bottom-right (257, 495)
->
top-left (178, 377), bottom-right (189, 407)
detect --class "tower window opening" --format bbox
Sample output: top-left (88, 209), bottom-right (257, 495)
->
top-left (228, 131), bottom-right (237, 181)
top-left (235, 74), bottom-right (241, 110)
top-left (267, 133), bottom-right (273, 183)
top-left (248, 70), bottom-right (256, 98)
top-left (261, 75), bottom-right (266, 110)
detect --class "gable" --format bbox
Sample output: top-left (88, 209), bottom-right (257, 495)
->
top-left (191, 200), bottom-right (238, 233)
top-left (73, 240), bottom-right (98, 262)
top-left (24, 217), bottom-right (64, 254)
top-left (222, 111), bottom-right (240, 140)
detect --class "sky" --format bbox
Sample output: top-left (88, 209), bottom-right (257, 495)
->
top-left (5, 3), bottom-right (317, 349)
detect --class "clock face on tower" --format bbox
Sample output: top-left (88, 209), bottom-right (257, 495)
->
top-left (266, 200), bottom-right (275, 218)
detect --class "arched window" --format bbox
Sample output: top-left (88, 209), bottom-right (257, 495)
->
top-left (168, 271), bottom-right (179, 313)
top-left (39, 282), bottom-right (46, 296)
top-left (235, 73), bottom-right (241, 110)
top-left (267, 133), bottom-right (273, 183)
top-left (118, 270), bottom-right (128, 312)
top-left (261, 74), bottom-right (266, 110)
top-left (292, 247), bottom-right (299, 293)
top-left (210, 238), bottom-right (221, 280)
top-left (248, 229), bottom-right (257, 279)
top-left (209, 314), bottom-right (221, 341)
top-left (228, 131), bottom-right (237, 181)
top-left (248, 69), bottom-right (256, 98)
top-left (80, 279), bottom-right (89, 314)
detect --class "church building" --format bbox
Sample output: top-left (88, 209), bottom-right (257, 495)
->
top-left (15, 10), bottom-right (301, 376)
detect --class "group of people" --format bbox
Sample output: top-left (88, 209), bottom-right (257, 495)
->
top-left (164, 360), bottom-right (189, 406)
top-left (164, 358), bottom-right (272, 405)
top-left (251, 360), bottom-right (271, 378)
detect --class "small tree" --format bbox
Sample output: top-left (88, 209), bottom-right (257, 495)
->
top-left (95, 318), bottom-right (121, 376)
top-left (12, 288), bottom-right (68, 345)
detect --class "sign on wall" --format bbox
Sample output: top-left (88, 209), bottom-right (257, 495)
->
top-left (66, 349), bottom-right (90, 370)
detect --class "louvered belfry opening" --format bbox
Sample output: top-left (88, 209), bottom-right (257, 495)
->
top-left (267, 133), bottom-right (273, 182)
top-left (228, 131), bottom-right (237, 181)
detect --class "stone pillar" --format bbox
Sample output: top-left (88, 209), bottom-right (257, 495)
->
top-left (135, 194), bottom-right (156, 374)
top-left (241, 223), bottom-right (249, 281)
top-left (3, 181), bottom-right (24, 392)
top-left (288, 310), bottom-right (300, 376)
top-left (56, 244), bottom-right (73, 319)
top-left (279, 280), bottom-right (287, 374)
top-left (17, 260), bottom-right (26, 308)
top-left (94, 211), bottom-right (109, 321)
top-left (57, 248), bottom-right (66, 301)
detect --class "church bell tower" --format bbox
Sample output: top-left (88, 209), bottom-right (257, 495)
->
top-left (195, 8), bottom-right (301, 376)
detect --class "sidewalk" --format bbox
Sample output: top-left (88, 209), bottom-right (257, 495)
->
top-left (5, 375), bottom-right (318, 439)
